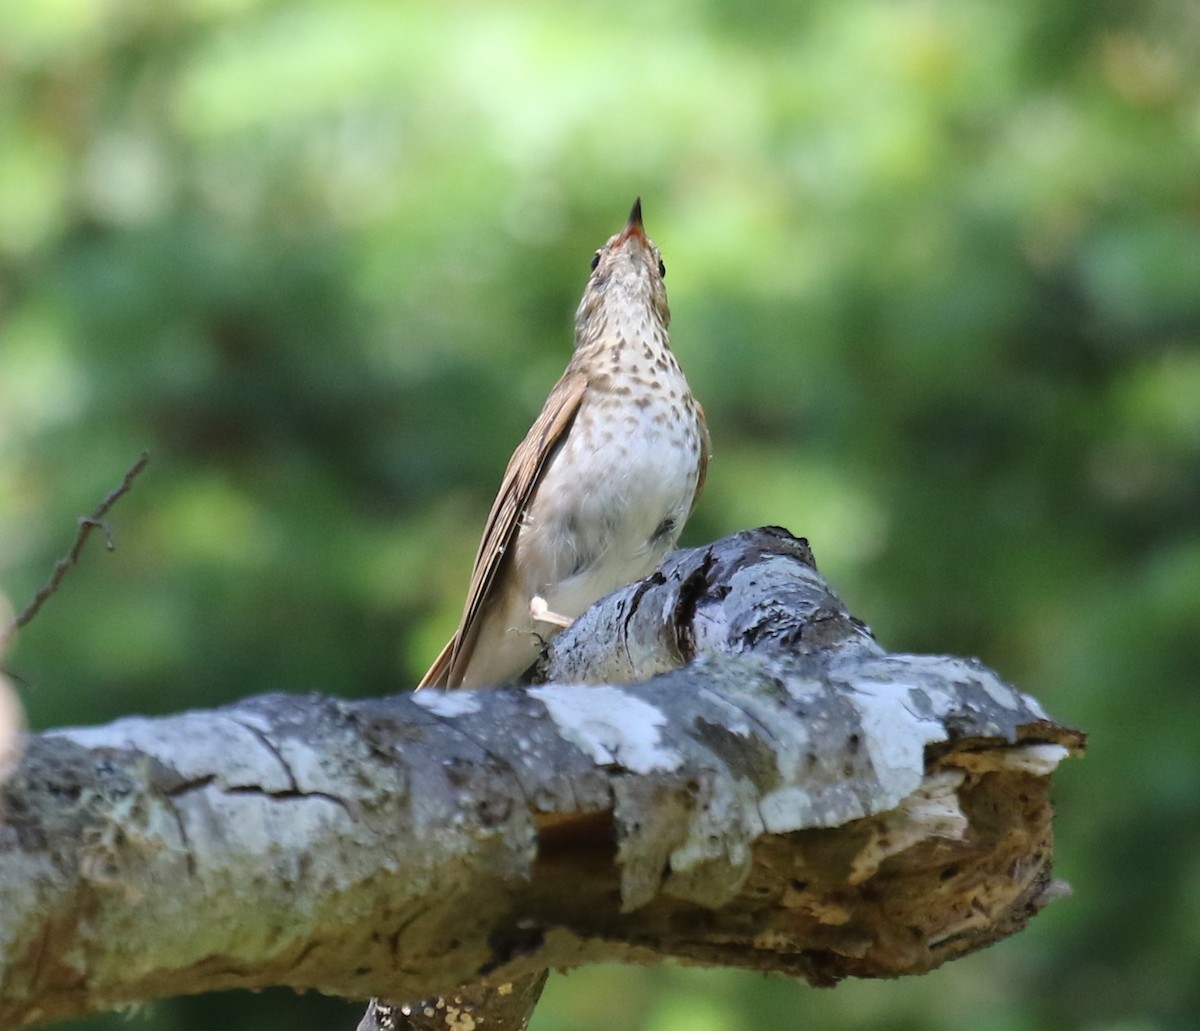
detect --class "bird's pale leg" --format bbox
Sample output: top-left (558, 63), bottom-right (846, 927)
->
top-left (529, 595), bottom-right (574, 629)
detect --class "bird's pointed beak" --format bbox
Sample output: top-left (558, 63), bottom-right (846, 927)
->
top-left (616, 197), bottom-right (648, 247)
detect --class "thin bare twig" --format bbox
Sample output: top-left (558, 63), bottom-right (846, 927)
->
top-left (1, 452), bottom-right (151, 648)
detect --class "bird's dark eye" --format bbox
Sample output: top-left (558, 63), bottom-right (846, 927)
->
top-left (657, 259), bottom-right (667, 279)
top-left (590, 252), bottom-right (601, 271)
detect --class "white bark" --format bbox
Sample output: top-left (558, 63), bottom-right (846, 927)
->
top-left (0, 528), bottom-right (1084, 1031)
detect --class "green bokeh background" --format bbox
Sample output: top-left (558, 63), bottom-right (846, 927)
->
top-left (2, 0), bottom-right (1198, 1028)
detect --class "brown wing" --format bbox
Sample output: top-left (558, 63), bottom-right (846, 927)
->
top-left (689, 399), bottom-right (710, 517)
top-left (417, 368), bottom-right (588, 689)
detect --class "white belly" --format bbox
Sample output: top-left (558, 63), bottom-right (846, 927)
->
top-left (457, 381), bottom-right (703, 688)
top-left (523, 390), bottom-right (702, 610)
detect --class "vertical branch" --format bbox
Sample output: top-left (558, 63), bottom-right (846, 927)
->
top-left (359, 974), bottom-right (548, 1031)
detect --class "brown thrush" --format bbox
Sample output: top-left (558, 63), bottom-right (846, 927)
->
top-left (419, 198), bottom-right (709, 689)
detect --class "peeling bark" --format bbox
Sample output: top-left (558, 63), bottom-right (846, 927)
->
top-left (0, 528), bottom-right (1084, 1031)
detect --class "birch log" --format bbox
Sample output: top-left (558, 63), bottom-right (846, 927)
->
top-left (0, 528), bottom-right (1083, 1031)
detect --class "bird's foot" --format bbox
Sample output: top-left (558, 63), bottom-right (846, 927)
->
top-left (529, 595), bottom-right (574, 629)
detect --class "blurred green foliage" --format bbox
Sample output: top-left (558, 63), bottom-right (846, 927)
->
top-left (2, 0), bottom-right (1198, 1028)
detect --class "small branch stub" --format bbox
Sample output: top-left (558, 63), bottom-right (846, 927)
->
top-left (2, 452), bottom-right (150, 649)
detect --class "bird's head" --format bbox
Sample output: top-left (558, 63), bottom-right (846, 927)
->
top-left (575, 198), bottom-right (670, 341)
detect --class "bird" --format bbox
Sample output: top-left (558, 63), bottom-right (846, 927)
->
top-left (418, 198), bottom-right (709, 689)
